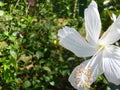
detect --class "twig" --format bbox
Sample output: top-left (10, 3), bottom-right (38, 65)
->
top-left (73, 0), bottom-right (78, 18)
top-left (15, 0), bottom-right (20, 8)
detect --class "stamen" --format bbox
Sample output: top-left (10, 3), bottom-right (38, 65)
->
top-left (74, 65), bottom-right (91, 88)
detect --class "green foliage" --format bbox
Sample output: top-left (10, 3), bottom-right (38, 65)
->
top-left (0, 0), bottom-right (119, 90)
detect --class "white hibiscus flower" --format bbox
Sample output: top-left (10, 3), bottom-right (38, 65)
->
top-left (58, 1), bottom-right (120, 90)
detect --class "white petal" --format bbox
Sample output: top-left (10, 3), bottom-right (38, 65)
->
top-left (69, 53), bottom-right (103, 89)
top-left (68, 60), bottom-right (89, 89)
top-left (78, 87), bottom-right (84, 90)
top-left (58, 26), bottom-right (97, 57)
top-left (89, 52), bottom-right (103, 83)
top-left (100, 16), bottom-right (120, 44)
top-left (85, 1), bottom-right (101, 45)
top-left (103, 45), bottom-right (120, 85)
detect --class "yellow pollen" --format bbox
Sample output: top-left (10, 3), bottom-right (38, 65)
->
top-left (53, 39), bottom-right (57, 45)
top-left (74, 66), bottom-right (91, 88)
top-left (98, 44), bottom-right (106, 51)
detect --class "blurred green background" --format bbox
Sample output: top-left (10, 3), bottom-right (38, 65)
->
top-left (0, 0), bottom-right (120, 90)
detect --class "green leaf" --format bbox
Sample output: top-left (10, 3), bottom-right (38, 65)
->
top-left (43, 66), bottom-right (51, 72)
top-left (0, 10), bottom-right (4, 16)
top-left (50, 81), bottom-right (55, 86)
top-left (22, 80), bottom-right (31, 88)
top-left (5, 14), bottom-right (13, 21)
top-left (0, 1), bottom-right (5, 7)
top-left (36, 51), bottom-right (42, 59)
top-left (4, 69), bottom-right (13, 82)
top-left (4, 31), bottom-right (9, 36)
top-left (10, 50), bottom-right (17, 60)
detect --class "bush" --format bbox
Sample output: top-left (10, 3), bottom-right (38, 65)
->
top-left (0, 0), bottom-right (119, 89)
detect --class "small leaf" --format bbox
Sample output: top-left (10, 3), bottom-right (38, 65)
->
top-left (43, 66), bottom-right (51, 72)
top-left (4, 31), bottom-right (9, 36)
top-left (67, 57), bottom-right (75, 61)
top-left (50, 81), bottom-right (55, 86)
top-left (0, 1), bottom-right (5, 7)
top-left (10, 50), bottom-right (17, 60)
top-left (22, 80), bottom-right (31, 88)
top-left (36, 51), bottom-right (42, 59)
top-left (5, 15), bottom-right (13, 21)
top-left (0, 10), bottom-right (4, 16)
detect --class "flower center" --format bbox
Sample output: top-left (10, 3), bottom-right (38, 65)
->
top-left (98, 44), bottom-right (106, 50)
top-left (97, 40), bottom-right (107, 51)
top-left (74, 66), bottom-right (91, 88)
top-left (98, 40), bottom-right (107, 51)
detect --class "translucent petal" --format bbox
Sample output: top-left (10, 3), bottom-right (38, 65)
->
top-left (100, 16), bottom-right (120, 44)
top-left (85, 1), bottom-right (101, 45)
top-left (69, 53), bottom-right (103, 89)
top-left (68, 60), bottom-right (89, 89)
top-left (103, 45), bottom-right (120, 85)
top-left (88, 52), bottom-right (103, 83)
top-left (58, 26), bottom-right (97, 57)
top-left (78, 87), bottom-right (84, 90)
